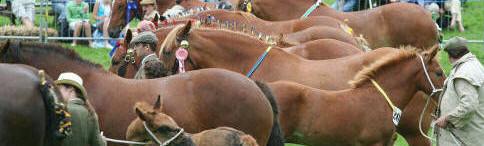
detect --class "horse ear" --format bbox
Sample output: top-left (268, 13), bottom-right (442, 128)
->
top-left (153, 13), bottom-right (159, 23)
top-left (125, 29), bottom-right (133, 45)
top-left (423, 44), bottom-right (439, 62)
top-left (135, 106), bottom-right (148, 121)
top-left (177, 21), bottom-right (192, 41)
top-left (153, 95), bottom-right (162, 110)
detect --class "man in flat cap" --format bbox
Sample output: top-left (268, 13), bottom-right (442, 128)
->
top-left (130, 31), bottom-right (161, 79)
top-left (435, 36), bottom-right (484, 146)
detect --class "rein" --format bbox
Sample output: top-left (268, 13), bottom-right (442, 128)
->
top-left (301, 0), bottom-right (322, 19)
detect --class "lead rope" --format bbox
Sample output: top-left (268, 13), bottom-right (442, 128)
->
top-left (301, 0), bottom-right (322, 19)
top-left (246, 45), bottom-right (273, 77)
top-left (416, 55), bottom-right (443, 142)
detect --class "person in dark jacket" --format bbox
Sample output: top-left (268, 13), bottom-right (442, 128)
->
top-left (55, 72), bottom-right (106, 146)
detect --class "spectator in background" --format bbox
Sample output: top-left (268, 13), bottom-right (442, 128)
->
top-left (332, 0), bottom-right (356, 12)
top-left (162, 0), bottom-right (184, 18)
top-left (141, 0), bottom-right (160, 21)
top-left (92, 0), bottom-right (112, 48)
top-left (217, 0), bottom-right (233, 10)
top-left (52, 0), bottom-right (69, 37)
top-left (12, 0), bottom-right (35, 27)
top-left (445, 0), bottom-right (465, 32)
top-left (67, 0), bottom-right (93, 47)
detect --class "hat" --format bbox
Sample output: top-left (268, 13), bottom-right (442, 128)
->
top-left (130, 31), bottom-right (158, 46)
top-left (444, 36), bottom-right (467, 52)
top-left (140, 0), bottom-right (155, 5)
top-left (137, 20), bottom-right (156, 33)
top-left (55, 72), bottom-right (88, 99)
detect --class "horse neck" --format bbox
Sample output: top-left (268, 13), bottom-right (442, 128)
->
top-left (358, 58), bottom-right (421, 109)
top-left (189, 30), bottom-right (299, 71)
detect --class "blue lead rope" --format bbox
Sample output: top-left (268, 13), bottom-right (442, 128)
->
top-left (301, 0), bottom-right (322, 19)
top-left (246, 46), bottom-right (273, 78)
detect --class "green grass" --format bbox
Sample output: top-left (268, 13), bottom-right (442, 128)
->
top-left (1, 1), bottom-right (483, 146)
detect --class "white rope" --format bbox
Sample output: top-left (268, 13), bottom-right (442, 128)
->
top-left (101, 132), bottom-right (149, 145)
top-left (143, 122), bottom-right (185, 146)
top-left (417, 55), bottom-right (443, 142)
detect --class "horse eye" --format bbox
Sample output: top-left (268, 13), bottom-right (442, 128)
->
top-left (435, 71), bottom-right (443, 77)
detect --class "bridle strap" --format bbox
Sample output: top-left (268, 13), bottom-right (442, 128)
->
top-left (142, 122), bottom-right (185, 146)
top-left (417, 55), bottom-right (443, 96)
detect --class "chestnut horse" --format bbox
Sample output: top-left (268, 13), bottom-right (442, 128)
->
top-left (158, 23), bottom-right (440, 145)
top-left (0, 63), bottom-right (64, 146)
top-left (266, 47), bottom-right (444, 145)
top-left (0, 41), bottom-right (284, 146)
top-left (239, 1), bottom-right (439, 49)
top-left (127, 98), bottom-right (259, 146)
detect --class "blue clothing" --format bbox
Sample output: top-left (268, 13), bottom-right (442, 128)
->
top-left (331, 0), bottom-right (357, 12)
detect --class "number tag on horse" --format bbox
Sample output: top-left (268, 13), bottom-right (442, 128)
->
top-left (392, 107), bottom-right (402, 126)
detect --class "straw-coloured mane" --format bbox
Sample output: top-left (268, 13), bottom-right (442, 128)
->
top-left (349, 46), bottom-right (420, 88)
top-left (159, 24), bottom-right (186, 56)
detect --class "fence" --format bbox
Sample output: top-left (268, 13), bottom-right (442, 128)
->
top-left (0, 0), bottom-right (483, 50)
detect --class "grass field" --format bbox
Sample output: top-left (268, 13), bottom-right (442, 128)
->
top-left (1, 1), bottom-right (483, 146)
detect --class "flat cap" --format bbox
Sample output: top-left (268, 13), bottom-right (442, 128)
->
top-left (444, 36), bottom-right (467, 52)
top-left (130, 31), bottom-right (158, 45)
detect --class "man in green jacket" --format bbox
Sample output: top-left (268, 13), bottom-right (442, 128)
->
top-left (56, 72), bottom-right (106, 146)
top-left (66, 0), bottom-right (93, 47)
top-left (435, 36), bottom-right (484, 146)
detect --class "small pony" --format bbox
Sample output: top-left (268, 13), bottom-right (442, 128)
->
top-left (126, 96), bottom-right (259, 146)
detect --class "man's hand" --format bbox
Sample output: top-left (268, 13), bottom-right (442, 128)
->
top-left (435, 115), bottom-right (449, 128)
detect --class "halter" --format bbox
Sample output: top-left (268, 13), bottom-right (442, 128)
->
top-left (371, 54), bottom-right (443, 127)
top-left (126, 0), bottom-right (141, 25)
top-left (241, 0), bottom-right (252, 13)
top-left (143, 122), bottom-right (185, 146)
top-left (301, 0), bottom-right (322, 19)
top-left (416, 54), bottom-right (444, 142)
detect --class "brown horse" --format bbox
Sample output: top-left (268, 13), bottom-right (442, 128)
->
top-left (239, 1), bottom-right (439, 49)
top-left (0, 41), bottom-right (284, 146)
top-left (127, 98), bottom-right (259, 146)
top-left (108, 0), bottom-right (144, 37)
top-left (157, 23), bottom-right (440, 145)
top-left (267, 47), bottom-right (444, 145)
top-left (0, 63), bottom-right (65, 146)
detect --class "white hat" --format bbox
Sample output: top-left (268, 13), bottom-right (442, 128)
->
top-left (55, 72), bottom-right (88, 99)
top-left (57, 72), bottom-right (83, 86)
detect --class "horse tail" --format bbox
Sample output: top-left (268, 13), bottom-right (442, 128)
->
top-left (254, 80), bottom-right (285, 146)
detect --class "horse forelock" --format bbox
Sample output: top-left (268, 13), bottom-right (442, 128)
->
top-left (159, 24), bottom-right (186, 55)
top-left (16, 42), bottom-right (103, 69)
top-left (349, 46), bottom-right (419, 88)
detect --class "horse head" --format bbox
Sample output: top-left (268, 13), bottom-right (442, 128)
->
top-left (159, 21), bottom-right (196, 75)
top-left (127, 96), bottom-right (188, 145)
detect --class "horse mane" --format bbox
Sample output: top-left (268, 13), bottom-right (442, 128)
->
top-left (160, 20), bottom-right (275, 56)
top-left (17, 41), bottom-right (103, 69)
top-left (349, 46), bottom-right (419, 88)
